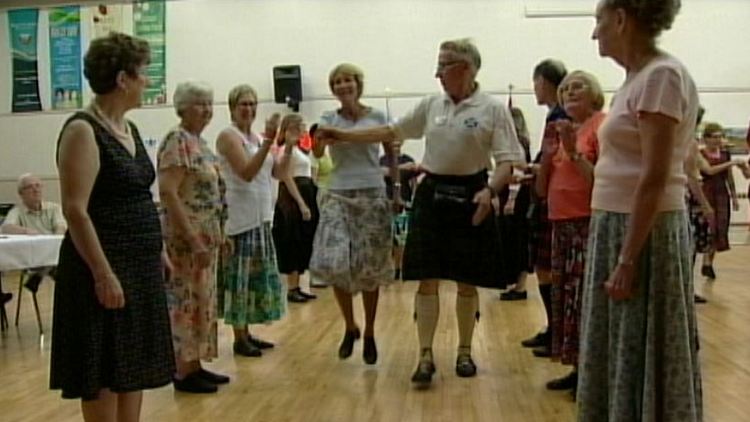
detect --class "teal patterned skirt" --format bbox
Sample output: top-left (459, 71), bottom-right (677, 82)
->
top-left (577, 210), bottom-right (702, 422)
top-left (222, 222), bottom-right (286, 325)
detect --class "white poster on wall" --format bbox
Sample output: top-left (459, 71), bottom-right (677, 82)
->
top-left (90, 4), bottom-right (123, 39)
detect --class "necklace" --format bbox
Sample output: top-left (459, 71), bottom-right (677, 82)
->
top-left (89, 102), bottom-right (131, 141)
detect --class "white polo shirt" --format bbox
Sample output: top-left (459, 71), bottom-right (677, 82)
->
top-left (392, 87), bottom-right (524, 175)
top-left (2, 201), bottom-right (66, 234)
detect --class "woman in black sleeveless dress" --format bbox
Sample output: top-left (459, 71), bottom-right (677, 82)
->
top-left (50, 33), bottom-right (173, 421)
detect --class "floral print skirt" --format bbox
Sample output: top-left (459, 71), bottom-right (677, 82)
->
top-left (577, 210), bottom-right (702, 422)
top-left (222, 223), bottom-right (285, 325)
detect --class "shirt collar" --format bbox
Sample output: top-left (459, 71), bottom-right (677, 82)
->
top-left (442, 82), bottom-right (483, 107)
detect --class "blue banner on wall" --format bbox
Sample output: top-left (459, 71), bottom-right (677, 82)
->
top-left (9, 9), bottom-right (42, 112)
top-left (49, 6), bottom-right (82, 110)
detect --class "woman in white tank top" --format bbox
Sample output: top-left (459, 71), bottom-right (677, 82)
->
top-left (215, 84), bottom-right (294, 357)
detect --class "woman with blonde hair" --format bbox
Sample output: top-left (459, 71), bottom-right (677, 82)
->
top-left (216, 85), bottom-right (289, 357)
top-left (310, 63), bottom-right (395, 365)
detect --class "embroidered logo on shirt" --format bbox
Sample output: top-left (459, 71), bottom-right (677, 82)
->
top-left (463, 117), bottom-right (479, 129)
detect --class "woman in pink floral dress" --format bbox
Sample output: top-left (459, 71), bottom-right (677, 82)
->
top-left (159, 81), bottom-right (229, 394)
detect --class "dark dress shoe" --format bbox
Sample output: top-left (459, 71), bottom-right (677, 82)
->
top-left (363, 336), bottom-right (377, 364)
top-left (173, 373), bottom-right (218, 393)
top-left (298, 289), bottom-right (317, 300)
top-left (499, 290), bottom-right (528, 301)
top-left (455, 354), bottom-right (477, 377)
top-left (233, 340), bottom-right (262, 357)
top-left (196, 368), bottom-right (230, 384)
top-left (248, 335), bottom-right (275, 349)
top-left (287, 288), bottom-right (308, 303)
top-left (394, 269), bottom-right (401, 281)
top-left (521, 330), bottom-right (549, 348)
top-left (532, 345), bottom-right (551, 358)
top-left (701, 265), bottom-right (716, 280)
top-left (1, 292), bottom-right (12, 304)
top-left (546, 371), bottom-right (577, 390)
top-left (338, 328), bottom-right (360, 359)
top-left (411, 359), bottom-right (436, 386)
top-left (694, 294), bottom-right (708, 304)
top-left (24, 273), bottom-right (43, 293)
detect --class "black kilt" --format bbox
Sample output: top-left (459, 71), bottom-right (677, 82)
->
top-left (272, 177), bottom-right (319, 274)
top-left (402, 171), bottom-right (505, 288)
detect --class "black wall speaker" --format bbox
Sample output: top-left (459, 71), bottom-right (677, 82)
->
top-left (273, 65), bottom-right (302, 111)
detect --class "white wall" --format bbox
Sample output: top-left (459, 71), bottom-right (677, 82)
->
top-left (1, 0), bottom-right (749, 209)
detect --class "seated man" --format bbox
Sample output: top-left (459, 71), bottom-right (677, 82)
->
top-left (1, 173), bottom-right (66, 293)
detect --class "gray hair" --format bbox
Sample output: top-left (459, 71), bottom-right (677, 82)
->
top-left (173, 80), bottom-right (213, 117)
top-left (439, 38), bottom-right (481, 74)
top-left (17, 173), bottom-right (39, 193)
top-left (601, 0), bottom-right (681, 37)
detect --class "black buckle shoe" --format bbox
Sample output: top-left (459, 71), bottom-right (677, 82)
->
top-left (499, 290), bottom-right (528, 301)
top-left (411, 359), bottom-right (436, 386)
top-left (338, 328), bottom-right (360, 359)
top-left (233, 340), bottom-right (262, 357)
top-left (521, 330), bottom-right (549, 348)
top-left (455, 354), bottom-right (477, 378)
top-left (248, 335), bottom-right (275, 349)
top-left (546, 371), bottom-right (577, 390)
top-left (287, 288), bottom-right (308, 303)
top-left (173, 373), bottom-right (218, 393)
top-left (363, 336), bottom-right (377, 364)
top-left (196, 368), bottom-right (230, 384)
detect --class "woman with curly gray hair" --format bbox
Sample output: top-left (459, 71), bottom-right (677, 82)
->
top-left (577, 1), bottom-right (702, 420)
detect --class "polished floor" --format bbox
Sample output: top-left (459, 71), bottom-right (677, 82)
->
top-left (1, 247), bottom-right (749, 422)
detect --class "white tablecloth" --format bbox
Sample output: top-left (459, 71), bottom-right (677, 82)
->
top-left (0, 234), bottom-right (64, 271)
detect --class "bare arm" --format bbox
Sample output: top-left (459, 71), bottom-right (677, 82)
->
top-left (699, 157), bottom-right (737, 176)
top-left (0, 224), bottom-right (36, 235)
top-left (684, 143), bottom-right (712, 212)
top-left (317, 125), bottom-right (397, 145)
top-left (216, 129), bottom-right (274, 182)
top-left (58, 120), bottom-right (123, 308)
top-left (275, 147), bottom-right (310, 217)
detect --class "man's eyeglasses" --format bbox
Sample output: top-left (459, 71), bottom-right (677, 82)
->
top-left (435, 60), bottom-right (464, 73)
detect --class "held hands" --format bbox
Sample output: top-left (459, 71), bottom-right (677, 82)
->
top-left (94, 271), bottom-right (125, 309)
top-left (471, 187), bottom-right (493, 226)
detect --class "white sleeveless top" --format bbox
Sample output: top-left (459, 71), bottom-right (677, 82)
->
top-left (219, 126), bottom-right (274, 235)
top-left (289, 147), bottom-right (312, 178)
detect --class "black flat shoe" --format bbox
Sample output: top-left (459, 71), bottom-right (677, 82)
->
top-left (701, 265), bottom-right (716, 280)
top-left (363, 336), bottom-right (377, 364)
top-left (173, 373), bottom-right (218, 393)
top-left (694, 294), bottom-right (708, 304)
top-left (546, 371), bottom-right (577, 390)
top-left (248, 335), bottom-right (275, 349)
top-left (338, 328), bottom-right (361, 359)
top-left (287, 288), bottom-right (308, 303)
top-left (521, 331), bottom-right (549, 348)
top-left (499, 290), bottom-right (527, 301)
top-left (532, 345), bottom-right (551, 358)
top-left (455, 354), bottom-right (477, 378)
top-left (233, 340), bottom-right (262, 357)
top-left (298, 289), bottom-right (317, 300)
top-left (411, 358), bottom-right (436, 386)
top-left (196, 368), bottom-right (230, 384)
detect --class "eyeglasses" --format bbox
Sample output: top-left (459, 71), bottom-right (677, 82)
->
top-left (705, 133), bottom-right (723, 139)
top-left (435, 60), bottom-right (464, 73)
top-left (560, 81), bottom-right (589, 94)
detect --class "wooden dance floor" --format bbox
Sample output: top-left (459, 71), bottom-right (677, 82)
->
top-left (1, 246), bottom-right (749, 421)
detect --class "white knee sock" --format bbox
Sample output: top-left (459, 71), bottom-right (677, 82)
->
top-left (456, 294), bottom-right (479, 355)
top-left (415, 293), bottom-right (439, 355)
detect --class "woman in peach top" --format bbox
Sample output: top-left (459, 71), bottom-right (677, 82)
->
top-left (535, 70), bottom-right (605, 397)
